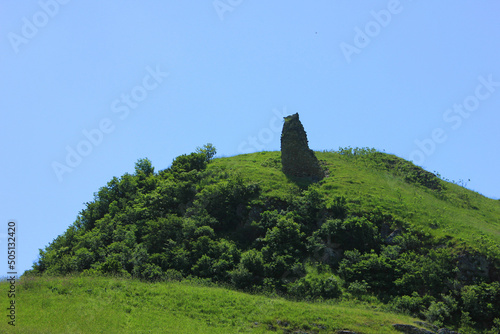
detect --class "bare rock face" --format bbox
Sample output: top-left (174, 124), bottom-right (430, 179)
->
top-left (280, 113), bottom-right (324, 180)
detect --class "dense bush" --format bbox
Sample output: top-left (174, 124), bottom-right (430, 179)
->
top-left (461, 282), bottom-right (500, 328)
top-left (390, 292), bottom-right (435, 315)
top-left (287, 274), bottom-right (342, 300)
top-left (338, 250), bottom-right (398, 293)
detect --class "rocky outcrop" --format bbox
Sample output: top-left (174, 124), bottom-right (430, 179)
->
top-left (392, 323), bottom-right (461, 334)
top-left (456, 252), bottom-right (490, 283)
top-left (437, 329), bottom-right (461, 334)
top-left (392, 324), bottom-right (436, 334)
top-left (414, 321), bottom-right (439, 332)
top-left (280, 113), bottom-right (324, 180)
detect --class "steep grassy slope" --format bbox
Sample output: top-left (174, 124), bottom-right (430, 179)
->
top-left (0, 275), bottom-right (426, 334)
top-left (211, 149), bottom-right (500, 257)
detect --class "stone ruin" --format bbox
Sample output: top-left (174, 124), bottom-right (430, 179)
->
top-left (280, 113), bottom-right (324, 180)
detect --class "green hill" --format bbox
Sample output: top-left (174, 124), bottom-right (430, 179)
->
top-left (1, 275), bottom-right (425, 334)
top-left (213, 149), bottom-right (500, 254)
top-left (22, 146), bottom-right (500, 333)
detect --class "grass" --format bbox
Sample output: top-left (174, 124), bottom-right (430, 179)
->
top-left (0, 274), bottom-right (424, 333)
top-left (210, 150), bottom-right (500, 258)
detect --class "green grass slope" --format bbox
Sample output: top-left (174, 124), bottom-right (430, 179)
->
top-left (212, 149), bottom-right (500, 257)
top-left (0, 275), bottom-right (424, 334)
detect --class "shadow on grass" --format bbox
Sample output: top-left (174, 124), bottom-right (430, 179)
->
top-left (284, 174), bottom-right (320, 190)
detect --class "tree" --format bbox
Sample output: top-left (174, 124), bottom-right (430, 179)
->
top-left (262, 217), bottom-right (305, 259)
top-left (169, 152), bottom-right (207, 174)
top-left (142, 215), bottom-right (183, 254)
top-left (135, 158), bottom-right (154, 176)
top-left (262, 217), bottom-right (306, 280)
top-left (196, 143), bottom-right (217, 163)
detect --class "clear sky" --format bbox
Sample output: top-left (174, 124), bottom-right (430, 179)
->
top-left (1, 1), bottom-right (499, 276)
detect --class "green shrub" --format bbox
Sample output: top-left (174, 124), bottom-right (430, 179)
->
top-left (99, 254), bottom-right (124, 275)
top-left (164, 269), bottom-right (183, 281)
top-left (394, 249), bottom-right (455, 296)
top-left (240, 249), bottom-right (264, 277)
top-left (169, 152), bottom-right (207, 174)
top-left (347, 280), bottom-right (370, 297)
top-left (287, 274), bottom-right (342, 300)
top-left (390, 292), bottom-right (434, 315)
top-left (338, 250), bottom-right (397, 292)
top-left (140, 263), bottom-right (164, 281)
top-left (230, 264), bottom-right (255, 289)
top-left (74, 247), bottom-right (94, 271)
top-left (423, 301), bottom-right (452, 327)
top-left (191, 255), bottom-right (214, 278)
top-left (461, 282), bottom-right (500, 327)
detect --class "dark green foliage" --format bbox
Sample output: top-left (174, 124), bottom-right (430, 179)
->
top-left (99, 254), bottom-right (125, 275)
top-left (308, 217), bottom-right (379, 265)
top-left (142, 215), bottom-right (183, 254)
top-left (339, 250), bottom-right (398, 292)
top-left (189, 174), bottom-right (259, 231)
top-left (338, 217), bottom-right (379, 252)
top-left (423, 299), bottom-right (457, 328)
top-left (240, 249), bottom-right (264, 277)
top-left (135, 158), bottom-right (154, 176)
top-left (257, 210), bottom-right (283, 231)
top-left (327, 196), bottom-right (347, 219)
top-left (31, 146), bottom-right (500, 333)
top-left (286, 187), bottom-right (328, 237)
top-left (461, 282), bottom-right (500, 327)
top-left (287, 274), bottom-right (342, 300)
top-left (347, 280), bottom-right (370, 297)
top-left (73, 247), bottom-right (93, 271)
top-left (390, 292), bottom-right (435, 316)
top-left (261, 217), bottom-right (306, 281)
top-left (394, 249), bottom-right (455, 296)
top-left (169, 152), bottom-right (207, 175)
top-left (229, 249), bottom-right (265, 288)
top-left (261, 218), bottom-right (305, 259)
top-left (230, 264), bottom-right (255, 289)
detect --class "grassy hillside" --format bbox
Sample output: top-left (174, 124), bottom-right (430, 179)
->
top-left (25, 146), bottom-right (500, 333)
top-left (1, 275), bottom-right (426, 334)
top-left (211, 149), bottom-right (500, 256)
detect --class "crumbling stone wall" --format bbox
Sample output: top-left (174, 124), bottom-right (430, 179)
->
top-left (280, 113), bottom-right (324, 180)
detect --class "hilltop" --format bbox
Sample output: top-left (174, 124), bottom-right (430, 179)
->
top-left (24, 145), bottom-right (500, 333)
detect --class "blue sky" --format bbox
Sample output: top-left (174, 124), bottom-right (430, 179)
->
top-left (1, 1), bottom-right (499, 276)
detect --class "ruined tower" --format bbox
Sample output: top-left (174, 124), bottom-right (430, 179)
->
top-left (280, 113), bottom-right (324, 180)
